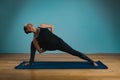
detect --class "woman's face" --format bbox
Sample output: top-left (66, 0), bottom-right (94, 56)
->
top-left (26, 24), bottom-right (34, 33)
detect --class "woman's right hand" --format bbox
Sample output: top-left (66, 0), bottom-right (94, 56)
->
top-left (22, 62), bottom-right (32, 66)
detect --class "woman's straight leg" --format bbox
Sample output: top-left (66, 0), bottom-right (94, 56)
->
top-left (57, 39), bottom-right (94, 63)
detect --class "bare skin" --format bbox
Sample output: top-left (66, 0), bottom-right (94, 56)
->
top-left (23, 23), bottom-right (98, 66)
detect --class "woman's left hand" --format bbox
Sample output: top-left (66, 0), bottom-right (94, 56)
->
top-left (38, 49), bottom-right (46, 54)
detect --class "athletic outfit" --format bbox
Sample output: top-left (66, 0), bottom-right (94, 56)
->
top-left (29, 28), bottom-right (94, 64)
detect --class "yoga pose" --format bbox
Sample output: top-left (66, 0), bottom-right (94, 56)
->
top-left (23, 23), bottom-right (97, 66)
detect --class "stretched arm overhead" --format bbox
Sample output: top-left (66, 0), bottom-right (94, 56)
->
top-left (39, 24), bottom-right (54, 33)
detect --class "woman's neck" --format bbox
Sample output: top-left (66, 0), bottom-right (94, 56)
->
top-left (33, 28), bottom-right (40, 34)
top-left (33, 28), bottom-right (37, 33)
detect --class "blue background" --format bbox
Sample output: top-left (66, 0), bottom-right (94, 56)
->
top-left (0, 0), bottom-right (120, 53)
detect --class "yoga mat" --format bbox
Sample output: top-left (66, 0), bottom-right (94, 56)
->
top-left (15, 61), bottom-right (108, 69)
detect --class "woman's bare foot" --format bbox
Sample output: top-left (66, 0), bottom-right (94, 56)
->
top-left (92, 61), bottom-right (98, 66)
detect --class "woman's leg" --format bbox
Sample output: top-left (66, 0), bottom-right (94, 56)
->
top-left (57, 39), bottom-right (94, 63)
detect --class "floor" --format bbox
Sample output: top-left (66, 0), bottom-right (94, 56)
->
top-left (0, 53), bottom-right (120, 80)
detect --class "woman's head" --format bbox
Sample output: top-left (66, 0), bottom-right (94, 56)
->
top-left (24, 23), bottom-right (34, 34)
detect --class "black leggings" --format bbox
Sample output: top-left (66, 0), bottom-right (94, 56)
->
top-left (29, 40), bottom-right (94, 64)
top-left (57, 39), bottom-right (94, 63)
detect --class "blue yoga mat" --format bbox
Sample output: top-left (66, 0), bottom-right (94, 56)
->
top-left (15, 61), bottom-right (108, 69)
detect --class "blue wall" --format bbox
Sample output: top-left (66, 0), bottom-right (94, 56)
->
top-left (0, 0), bottom-right (120, 53)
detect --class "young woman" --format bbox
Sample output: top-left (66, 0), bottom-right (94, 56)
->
top-left (23, 23), bottom-right (98, 66)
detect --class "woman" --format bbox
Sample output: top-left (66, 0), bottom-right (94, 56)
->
top-left (23, 23), bottom-right (97, 66)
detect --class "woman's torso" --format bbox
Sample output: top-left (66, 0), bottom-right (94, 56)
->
top-left (36, 27), bottom-right (62, 50)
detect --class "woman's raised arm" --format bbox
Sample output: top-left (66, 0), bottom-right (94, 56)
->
top-left (39, 24), bottom-right (54, 33)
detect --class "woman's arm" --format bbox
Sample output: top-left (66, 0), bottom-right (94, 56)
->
top-left (39, 24), bottom-right (54, 33)
top-left (33, 38), bottom-right (45, 53)
top-left (22, 39), bottom-right (45, 66)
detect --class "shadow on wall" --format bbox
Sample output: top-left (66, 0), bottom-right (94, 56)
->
top-left (112, 0), bottom-right (120, 48)
top-left (97, 0), bottom-right (120, 49)
top-left (103, 0), bottom-right (120, 49)
top-left (0, 0), bottom-right (26, 50)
